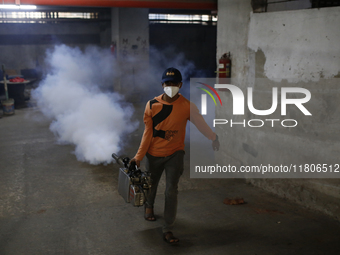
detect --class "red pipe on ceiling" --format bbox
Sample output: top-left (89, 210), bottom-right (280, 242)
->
top-left (2, 0), bottom-right (217, 10)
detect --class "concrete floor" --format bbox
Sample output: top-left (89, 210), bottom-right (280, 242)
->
top-left (1, 106), bottom-right (340, 255)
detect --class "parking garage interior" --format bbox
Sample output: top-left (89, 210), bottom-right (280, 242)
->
top-left (1, 0), bottom-right (340, 254)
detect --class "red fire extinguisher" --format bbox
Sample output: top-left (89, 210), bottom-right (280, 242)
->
top-left (217, 52), bottom-right (231, 91)
top-left (218, 52), bottom-right (231, 78)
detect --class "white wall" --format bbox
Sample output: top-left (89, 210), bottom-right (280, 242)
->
top-left (217, 0), bottom-right (340, 220)
top-left (248, 7), bottom-right (340, 82)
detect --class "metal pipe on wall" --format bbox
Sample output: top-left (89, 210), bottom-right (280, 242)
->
top-left (1, 0), bottom-right (217, 10)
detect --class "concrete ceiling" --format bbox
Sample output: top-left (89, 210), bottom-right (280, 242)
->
top-left (2, 0), bottom-right (217, 10)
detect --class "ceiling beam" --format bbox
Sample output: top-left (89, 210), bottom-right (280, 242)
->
top-left (2, 0), bottom-right (217, 10)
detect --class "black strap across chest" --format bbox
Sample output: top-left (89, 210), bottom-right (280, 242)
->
top-left (150, 99), bottom-right (173, 139)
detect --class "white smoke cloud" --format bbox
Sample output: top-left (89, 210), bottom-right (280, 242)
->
top-left (32, 44), bottom-right (200, 164)
top-left (32, 45), bottom-right (138, 165)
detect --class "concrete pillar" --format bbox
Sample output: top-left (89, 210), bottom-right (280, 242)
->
top-left (217, 0), bottom-right (252, 88)
top-left (111, 7), bottom-right (149, 97)
top-left (216, 0), bottom-right (253, 167)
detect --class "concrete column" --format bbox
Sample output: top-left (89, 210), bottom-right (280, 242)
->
top-left (217, 0), bottom-right (252, 88)
top-left (216, 0), bottom-right (253, 166)
top-left (111, 7), bottom-right (149, 97)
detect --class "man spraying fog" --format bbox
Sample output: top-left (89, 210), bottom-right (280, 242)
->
top-left (130, 67), bottom-right (219, 243)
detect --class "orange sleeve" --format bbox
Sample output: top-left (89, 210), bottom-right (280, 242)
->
top-left (134, 101), bottom-right (154, 161)
top-left (190, 102), bottom-right (216, 141)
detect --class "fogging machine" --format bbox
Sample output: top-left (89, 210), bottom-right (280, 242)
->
top-left (112, 153), bottom-right (152, 207)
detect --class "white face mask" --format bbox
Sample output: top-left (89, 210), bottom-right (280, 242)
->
top-left (164, 86), bottom-right (179, 98)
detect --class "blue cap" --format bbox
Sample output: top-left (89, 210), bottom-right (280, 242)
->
top-left (161, 67), bottom-right (182, 83)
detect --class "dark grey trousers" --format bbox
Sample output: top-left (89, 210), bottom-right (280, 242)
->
top-left (145, 150), bottom-right (185, 233)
